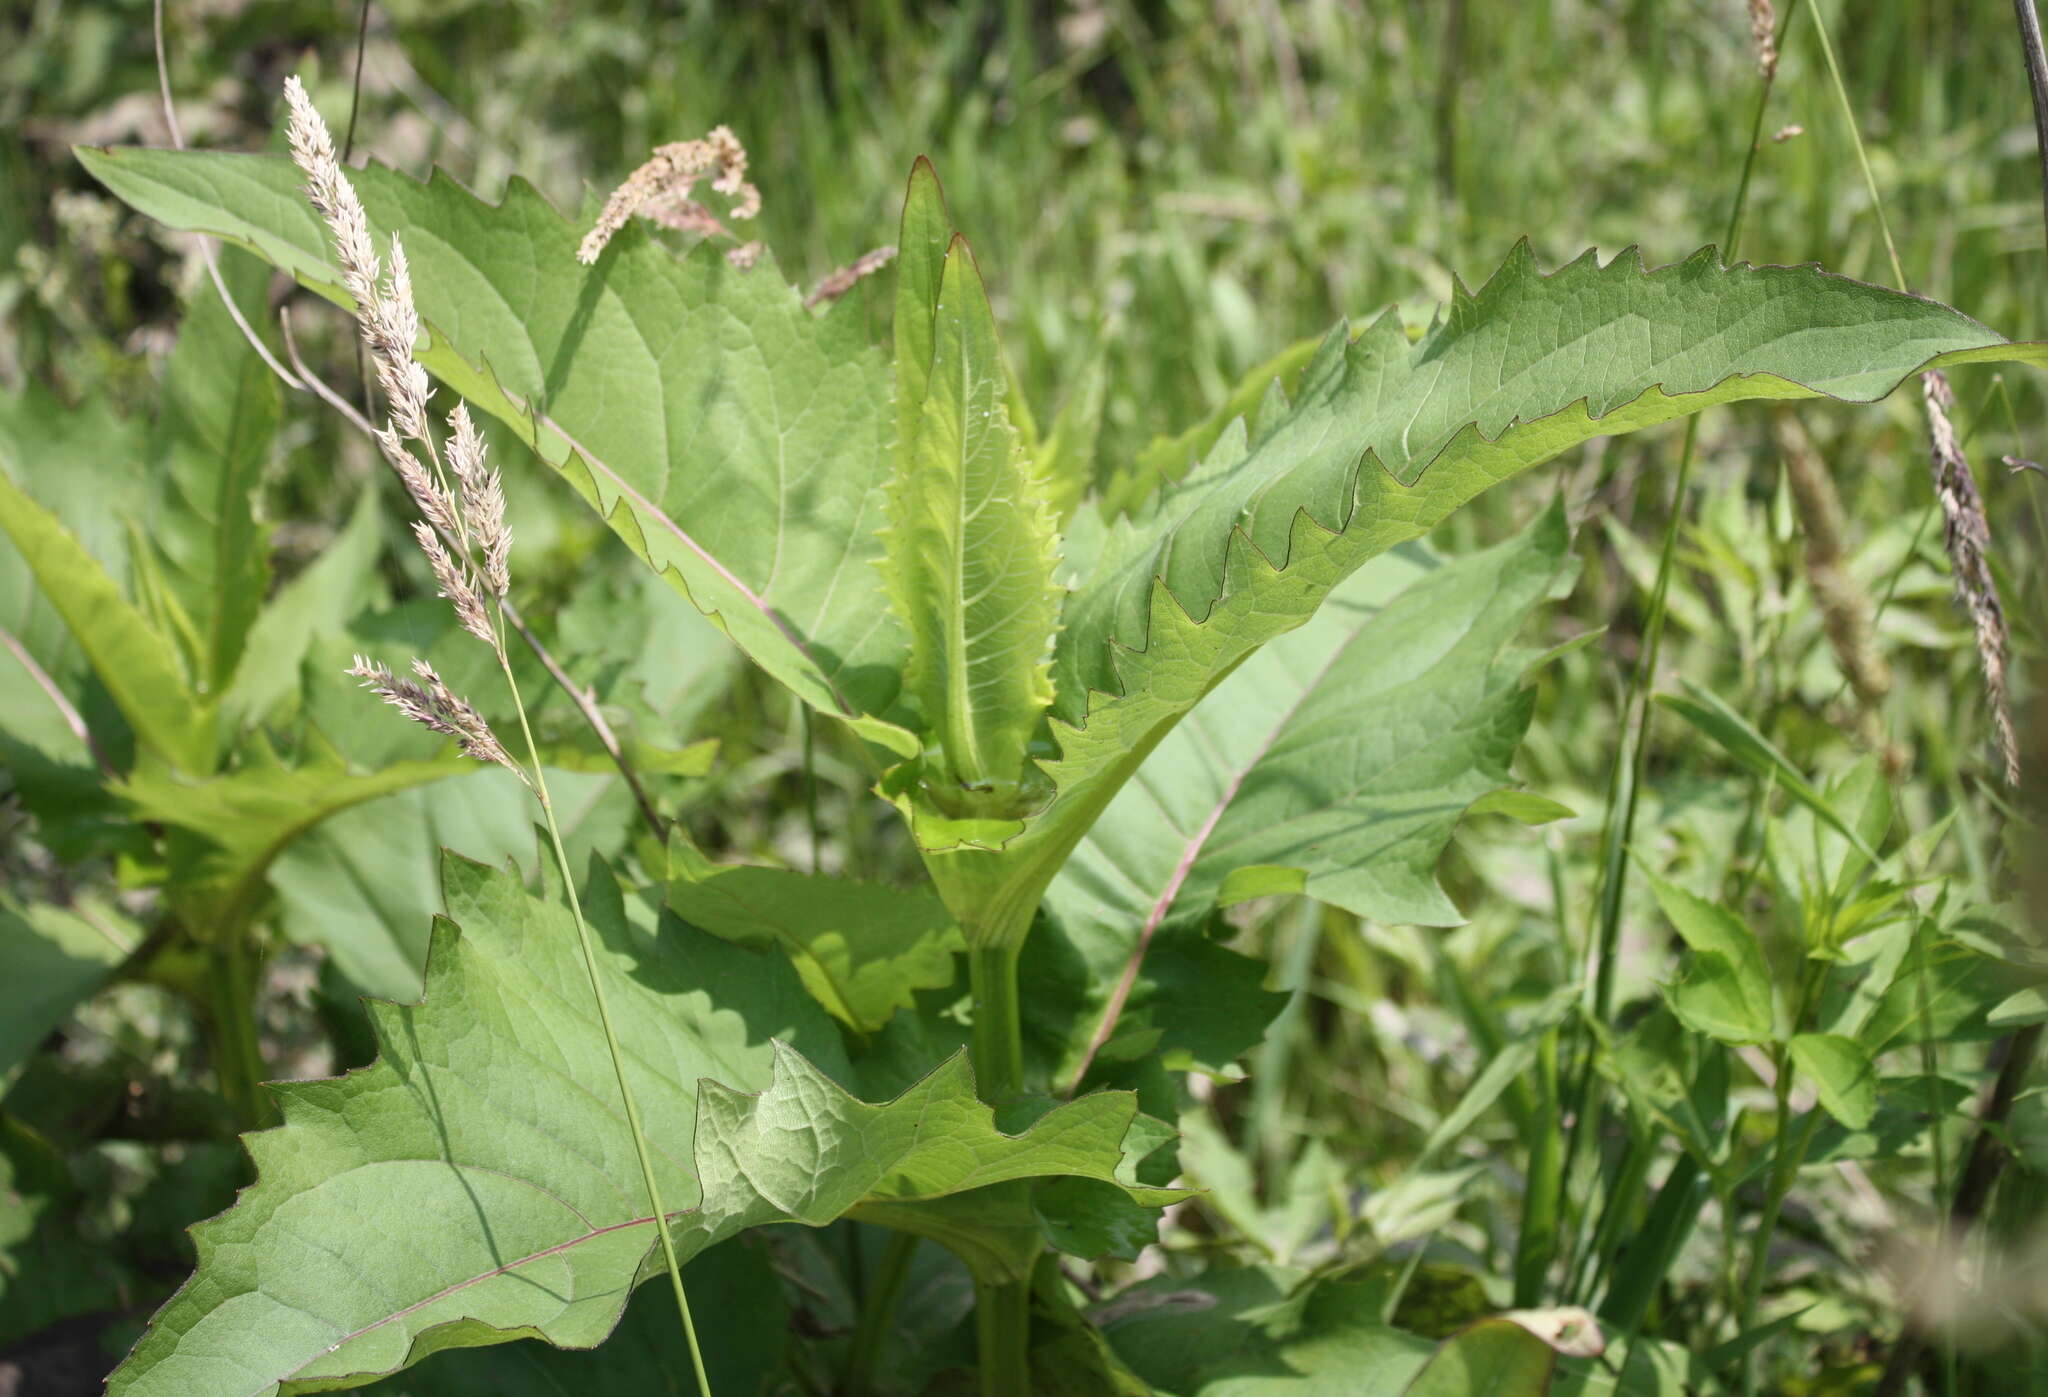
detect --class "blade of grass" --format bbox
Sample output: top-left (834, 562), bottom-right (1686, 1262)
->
top-left (1554, 0), bottom-right (1802, 1304)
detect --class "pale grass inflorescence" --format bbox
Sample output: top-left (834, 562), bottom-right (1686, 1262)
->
top-left (576, 125), bottom-right (763, 267)
top-left (280, 77), bottom-right (714, 1388)
top-left (344, 655), bottom-right (522, 777)
top-left (283, 74), bottom-right (514, 759)
top-left (1747, 0), bottom-right (1779, 81)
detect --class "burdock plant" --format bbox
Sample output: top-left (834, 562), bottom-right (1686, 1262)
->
top-left (81, 75), bottom-right (2048, 1397)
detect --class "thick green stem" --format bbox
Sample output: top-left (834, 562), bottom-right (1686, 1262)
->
top-left (974, 1272), bottom-right (1033, 1397)
top-left (969, 941), bottom-right (1027, 1104)
top-left (206, 935), bottom-right (271, 1131)
top-left (962, 915), bottom-right (1035, 1392)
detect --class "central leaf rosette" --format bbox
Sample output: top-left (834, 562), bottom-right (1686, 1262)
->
top-left (878, 161), bottom-right (1063, 843)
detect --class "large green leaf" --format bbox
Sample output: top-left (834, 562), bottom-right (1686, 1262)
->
top-left (362, 1238), bottom-right (790, 1397)
top-left (880, 228), bottom-right (1061, 810)
top-left (77, 144), bottom-right (918, 758)
top-left (1037, 506), bottom-right (1567, 1088)
top-left (1022, 245), bottom-right (2045, 897)
top-left (666, 830), bottom-right (963, 1033)
top-left (107, 853), bottom-right (1170, 1394)
top-left (147, 248), bottom-right (280, 696)
top-left (1053, 500), bottom-right (1568, 938)
top-left (107, 851), bottom-right (840, 1395)
top-left (0, 466), bottom-right (214, 773)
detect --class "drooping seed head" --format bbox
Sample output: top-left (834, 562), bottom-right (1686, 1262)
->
top-left (374, 427), bottom-right (459, 538)
top-left (1922, 370), bottom-right (2019, 786)
top-left (577, 126), bottom-right (762, 264)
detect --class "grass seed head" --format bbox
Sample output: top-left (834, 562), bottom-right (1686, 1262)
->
top-left (1922, 370), bottom-right (2020, 786)
top-left (447, 402), bottom-right (511, 598)
top-left (374, 426), bottom-right (459, 538)
top-left (413, 520), bottom-right (496, 645)
top-left (282, 76), bottom-right (380, 317)
top-left (1748, 0), bottom-right (1779, 79)
top-left (345, 654), bottom-right (520, 775)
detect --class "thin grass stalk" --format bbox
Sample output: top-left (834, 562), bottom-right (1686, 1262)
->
top-left (1805, 18), bottom-right (2038, 1393)
top-left (493, 634), bottom-right (716, 1396)
top-left (1556, 0), bottom-right (1801, 1297)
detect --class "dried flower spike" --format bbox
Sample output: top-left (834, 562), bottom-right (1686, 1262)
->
top-left (374, 427), bottom-right (458, 537)
top-left (577, 126), bottom-right (761, 264)
top-left (806, 245), bottom-right (898, 309)
top-left (282, 76), bottom-right (379, 319)
top-left (285, 77), bottom-right (433, 440)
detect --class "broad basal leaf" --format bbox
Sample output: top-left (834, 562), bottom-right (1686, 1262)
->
top-left (881, 226), bottom-right (1061, 814)
top-left (109, 853), bottom-right (1169, 1394)
top-left (78, 143), bottom-right (917, 758)
top-left (1026, 245), bottom-right (2045, 901)
top-left (667, 830), bottom-right (963, 1033)
top-left (361, 1238), bottom-right (790, 1397)
top-left (107, 850), bottom-right (840, 1396)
